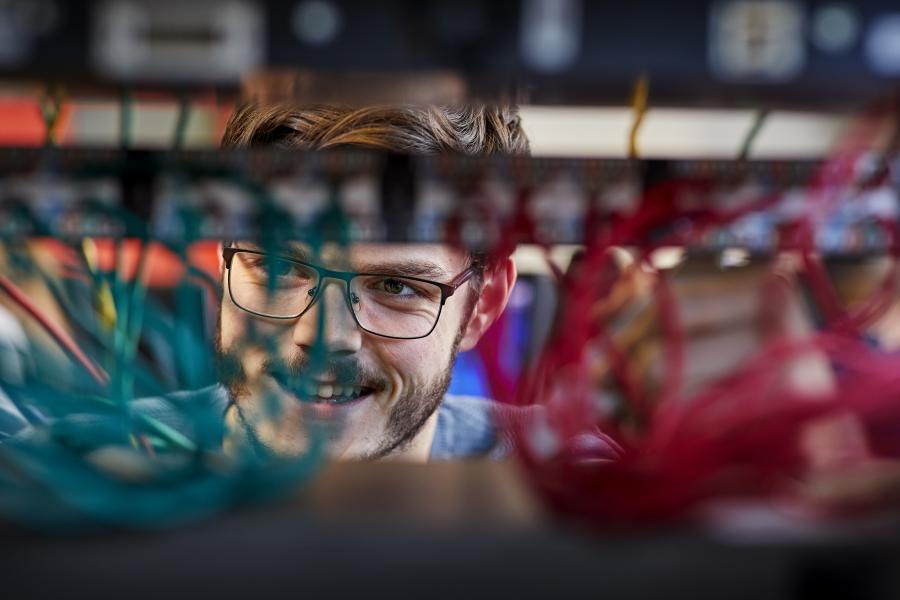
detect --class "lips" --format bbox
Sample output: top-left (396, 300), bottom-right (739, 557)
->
top-left (306, 382), bottom-right (376, 405)
top-left (267, 368), bottom-right (376, 406)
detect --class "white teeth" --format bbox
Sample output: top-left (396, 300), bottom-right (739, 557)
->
top-left (307, 382), bottom-right (369, 402)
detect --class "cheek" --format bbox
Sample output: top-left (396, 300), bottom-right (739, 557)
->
top-left (376, 342), bottom-right (435, 391)
top-left (375, 320), bottom-right (459, 383)
top-left (219, 300), bottom-right (245, 348)
top-left (221, 297), bottom-right (297, 343)
top-left (219, 302), bottom-right (293, 375)
top-left (434, 295), bottom-right (469, 343)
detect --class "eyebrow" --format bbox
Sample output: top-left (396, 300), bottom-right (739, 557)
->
top-left (355, 261), bottom-right (449, 280)
top-left (239, 242), bottom-right (313, 263)
top-left (235, 242), bottom-right (450, 280)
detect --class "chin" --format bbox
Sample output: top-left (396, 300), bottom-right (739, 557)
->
top-left (228, 376), bottom-right (421, 461)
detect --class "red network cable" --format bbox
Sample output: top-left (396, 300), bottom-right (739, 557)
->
top-left (482, 104), bottom-right (900, 525)
top-left (0, 273), bottom-right (108, 386)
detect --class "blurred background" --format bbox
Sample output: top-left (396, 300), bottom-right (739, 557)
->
top-left (0, 0), bottom-right (874, 156)
top-left (0, 91), bottom-right (853, 159)
top-left (4, 1), bottom-right (900, 598)
top-left (0, 0), bottom-right (877, 396)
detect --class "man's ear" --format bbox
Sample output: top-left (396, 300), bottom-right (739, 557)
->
top-left (457, 256), bottom-right (517, 352)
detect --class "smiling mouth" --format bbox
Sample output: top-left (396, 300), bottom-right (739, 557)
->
top-left (306, 382), bottom-right (376, 405)
top-left (268, 370), bottom-right (376, 406)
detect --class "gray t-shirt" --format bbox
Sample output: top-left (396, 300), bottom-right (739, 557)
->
top-left (430, 393), bottom-right (499, 460)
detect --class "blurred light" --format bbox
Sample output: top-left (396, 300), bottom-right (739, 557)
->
top-left (748, 111), bottom-right (850, 158)
top-left (719, 248), bottom-right (750, 269)
top-left (292, 0), bottom-right (342, 47)
top-left (709, 1), bottom-right (806, 81)
top-left (639, 108), bottom-right (756, 158)
top-left (512, 244), bottom-right (582, 275)
top-left (811, 3), bottom-right (860, 54)
top-left (521, 106), bottom-right (849, 159)
top-left (865, 14), bottom-right (900, 76)
top-left (67, 101), bottom-right (217, 148)
top-left (519, 106), bottom-right (632, 157)
top-left (650, 247), bottom-right (685, 270)
top-left (520, 0), bottom-right (582, 73)
top-left (521, 106), bottom-right (848, 159)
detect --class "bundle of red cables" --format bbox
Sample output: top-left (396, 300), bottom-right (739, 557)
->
top-left (481, 112), bottom-right (900, 526)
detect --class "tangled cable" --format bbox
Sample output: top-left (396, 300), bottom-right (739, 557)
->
top-left (486, 106), bottom-right (900, 526)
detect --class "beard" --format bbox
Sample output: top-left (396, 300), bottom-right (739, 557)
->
top-left (214, 317), bottom-right (461, 461)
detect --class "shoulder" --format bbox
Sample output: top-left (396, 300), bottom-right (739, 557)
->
top-left (430, 396), bottom-right (626, 463)
top-left (131, 385), bottom-right (229, 447)
top-left (0, 388), bottom-right (29, 440)
top-left (3, 385), bottom-right (229, 449)
top-left (430, 394), bottom-right (502, 461)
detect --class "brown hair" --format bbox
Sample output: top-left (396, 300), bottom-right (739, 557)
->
top-left (221, 103), bottom-right (529, 155)
top-left (221, 102), bottom-right (525, 298)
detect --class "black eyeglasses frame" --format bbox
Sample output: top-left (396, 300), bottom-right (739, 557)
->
top-left (222, 246), bottom-right (480, 340)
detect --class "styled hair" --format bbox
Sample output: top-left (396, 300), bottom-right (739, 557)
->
top-left (221, 103), bottom-right (530, 155)
top-left (221, 102), bottom-right (527, 289)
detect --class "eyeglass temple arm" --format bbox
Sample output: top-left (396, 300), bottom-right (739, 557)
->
top-left (444, 265), bottom-right (480, 297)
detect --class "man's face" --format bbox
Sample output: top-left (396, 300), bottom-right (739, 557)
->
top-left (216, 242), bottom-right (477, 460)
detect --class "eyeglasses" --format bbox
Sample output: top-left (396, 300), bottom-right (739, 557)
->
top-left (222, 247), bottom-right (479, 340)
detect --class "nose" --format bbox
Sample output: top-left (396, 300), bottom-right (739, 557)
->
top-left (292, 279), bottom-right (362, 356)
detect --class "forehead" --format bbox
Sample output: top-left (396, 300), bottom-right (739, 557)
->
top-left (237, 241), bottom-right (469, 272)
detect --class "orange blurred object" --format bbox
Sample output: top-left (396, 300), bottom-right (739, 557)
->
top-left (0, 97), bottom-right (71, 146)
top-left (38, 238), bottom-right (221, 287)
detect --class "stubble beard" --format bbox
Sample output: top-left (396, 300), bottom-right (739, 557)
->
top-left (214, 311), bottom-right (464, 461)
